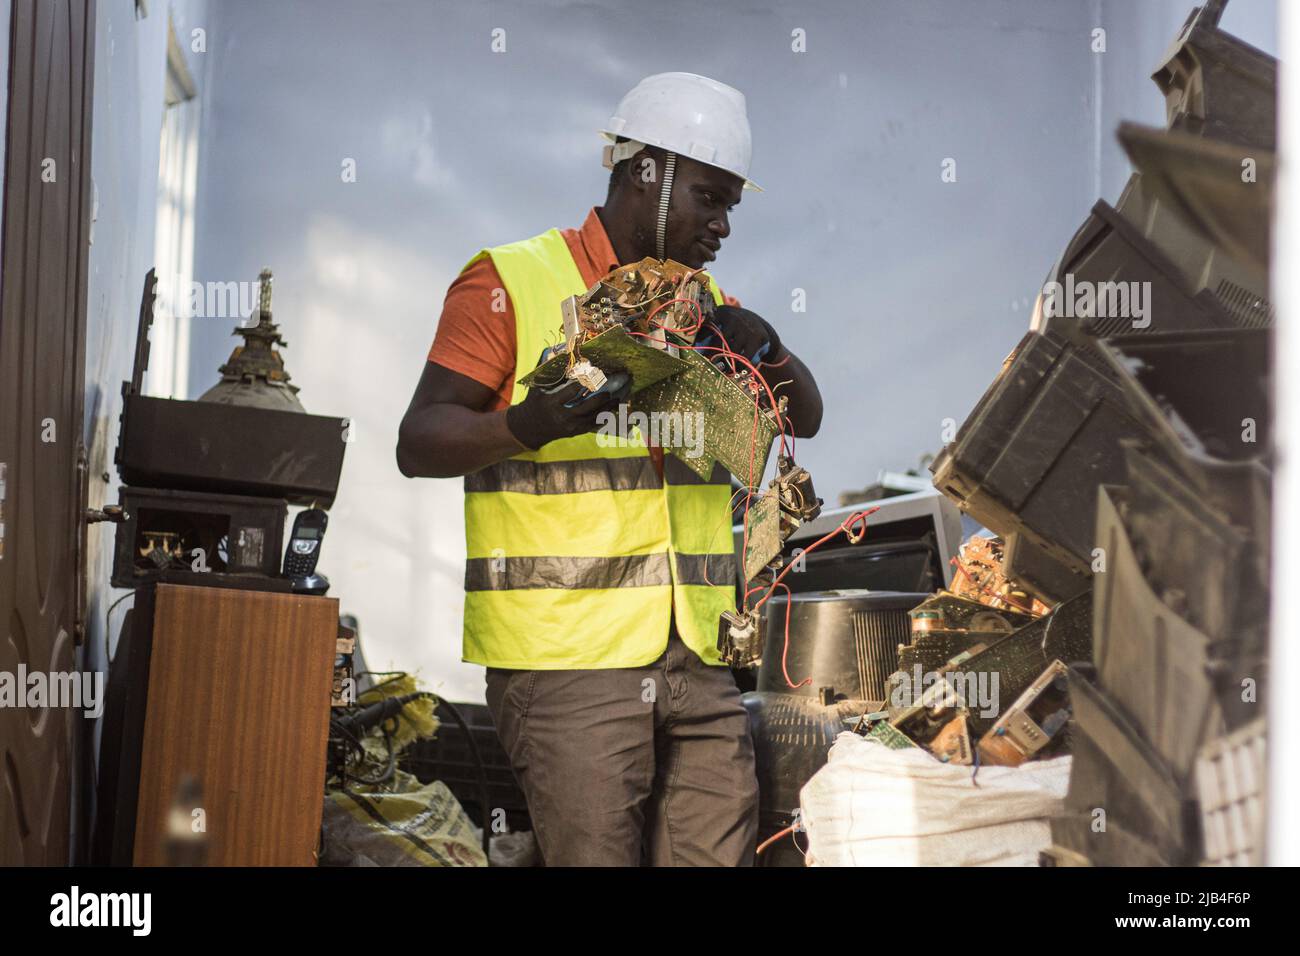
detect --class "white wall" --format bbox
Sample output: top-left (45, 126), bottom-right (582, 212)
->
top-left (78, 0), bottom-right (211, 858)
top-left (182, 0), bottom-right (1276, 704)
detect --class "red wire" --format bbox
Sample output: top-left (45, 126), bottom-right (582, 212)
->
top-left (646, 297), bottom-right (705, 336)
top-left (773, 581), bottom-right (809, 690)
top-left (761, 352), bottom-right (791, 369)
top-left (752, 507), bottom-right (879, 612)
top-left (704, 320), bottom-right (738, 374)
top-left (756, 825), bottom-right (794, 856)
top-left (740, 396), bottom-right (761, 572)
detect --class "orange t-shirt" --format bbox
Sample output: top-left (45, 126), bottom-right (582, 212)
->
top-left (428, 207), bottom-right (737, 478)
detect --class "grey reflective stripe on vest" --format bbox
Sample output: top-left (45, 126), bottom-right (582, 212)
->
top-left (465, 453), bottom-right (732, 494)
top-left (674, 552), bottom-right (738, 586)
top-left (662, 454), bottom-right (733, 487)
top-left (465, 456), bottom-right (662, 494)
top-left (467, 553), bottom-right (670, 591)
top-left (465, 551), bottom-right (737, 591)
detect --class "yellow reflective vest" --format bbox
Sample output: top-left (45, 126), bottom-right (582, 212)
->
top-left (460, 228), bottom-right (738, 669)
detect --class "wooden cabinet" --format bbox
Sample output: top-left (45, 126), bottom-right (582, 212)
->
top-left (131, 584), bottom-right (336, 866)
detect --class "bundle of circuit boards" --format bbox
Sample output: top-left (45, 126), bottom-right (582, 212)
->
top-left (518, 257), bottom-right (783, 481)
top-left (562, 257), bottom-right (712, 348)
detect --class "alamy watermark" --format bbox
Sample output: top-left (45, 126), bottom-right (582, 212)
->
top-left (50, 886), bottom-right (150, 936)
top-left (0, 666), bottom-right (103, 718)
top-left (152, 274), bottom-right (262, 322)
top-left (596, 407), bottom-right (705, 459)
top-left (1041, 273), bottom-right (1151, 329)
top-left (889, 665), bottom-right (1001, 719)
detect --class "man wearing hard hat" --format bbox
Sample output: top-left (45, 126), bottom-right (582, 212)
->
top-left (398, 73), bottom-right (823, 866)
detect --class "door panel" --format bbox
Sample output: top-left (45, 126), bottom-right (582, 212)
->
top-left (0, 0), bottom-right (95, 866)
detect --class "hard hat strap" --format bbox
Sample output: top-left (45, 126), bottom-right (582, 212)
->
top-left (655, 151), bottom-right (677, 261)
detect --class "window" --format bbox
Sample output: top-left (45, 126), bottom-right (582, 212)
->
top-left (147, 16), bottom-right (200, 399)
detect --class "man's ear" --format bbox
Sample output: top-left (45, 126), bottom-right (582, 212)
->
top-left (625, 147), bottom-right (660, 194)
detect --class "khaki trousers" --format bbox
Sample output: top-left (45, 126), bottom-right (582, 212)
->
top-left (484, 627), bottom-right (759, 866)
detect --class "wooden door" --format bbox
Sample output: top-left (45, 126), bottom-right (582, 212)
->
top-left (0, 0), bottom-right (96, 866)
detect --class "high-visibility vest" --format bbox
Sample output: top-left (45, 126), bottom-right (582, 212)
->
top-left (460, 228), bottom-right (738, 669)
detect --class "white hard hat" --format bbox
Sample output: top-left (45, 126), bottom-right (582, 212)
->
top-left (601, 72), bottom-right (760, 191)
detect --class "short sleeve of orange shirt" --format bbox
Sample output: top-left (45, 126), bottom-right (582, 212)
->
top-left (426, 256), bottom-right (519, 411)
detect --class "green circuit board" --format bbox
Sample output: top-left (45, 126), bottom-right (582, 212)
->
top-left (517, 326), bottom-right (689, 394)
top-left (632, 349), bottom-right (779, 483)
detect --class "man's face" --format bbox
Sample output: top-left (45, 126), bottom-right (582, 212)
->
top-left (662, 157), bottom-right (744, 269)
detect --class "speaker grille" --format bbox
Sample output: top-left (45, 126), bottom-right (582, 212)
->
top-left (852, 608), bottom-right (912, 701)
top-left (1215, 279), bottom-right (1273, 328)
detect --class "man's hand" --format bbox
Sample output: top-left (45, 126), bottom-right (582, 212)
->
top-left (505, 374), bottom-right (632, 450)
top-left (702, 305), bottom-right (783, 366)
top-left (698, 305), bottom-right (823, 439)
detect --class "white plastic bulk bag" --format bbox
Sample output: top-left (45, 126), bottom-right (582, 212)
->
top-left (799, 731), bottom-right (1071, 866)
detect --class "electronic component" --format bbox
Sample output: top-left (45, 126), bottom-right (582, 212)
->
top-left (566, 359), bottom-right (607, 392)
top-left (773, 455), bottom-right (822, 534)
top-left (929, 714), bottom-right (974, 765)
top-left (976, 660), bottom-right (1071, 767)
top-left (718, 606), bottom-right (765, 668)
top-left (887, 644), bottom-right (986, 745)
top-left (741, 493), bottom-right (783, 583)
top-left (863, 718), bottom-right (919, 750)
top-left (560, 371), bottom-right (629, 409)
top-left (894, 591), bottom-right (1040, 689)
top-left (525, 257), bottom-right (713, 362)
top-left (110, 486), bottom-right (288, 589)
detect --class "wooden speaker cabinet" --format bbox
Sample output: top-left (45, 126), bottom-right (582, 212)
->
top-left (131, 583), bottom-right (336, 866)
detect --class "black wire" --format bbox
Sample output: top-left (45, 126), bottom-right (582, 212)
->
top-left (92, 590), bottom-right (136, 799)
top-left (104, 591), bottom-right (134, 667)
top-left (354, 726), bottom-right (397, 787)
top-left (427, 694), bottom-right (493, 860)
top-left (329, 718), bottom-right (395, 787)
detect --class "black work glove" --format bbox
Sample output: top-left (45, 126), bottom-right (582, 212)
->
top-left (505, 373), bottom-right (632, 450)
top-left (702, 305), bottom-right (783, 366)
